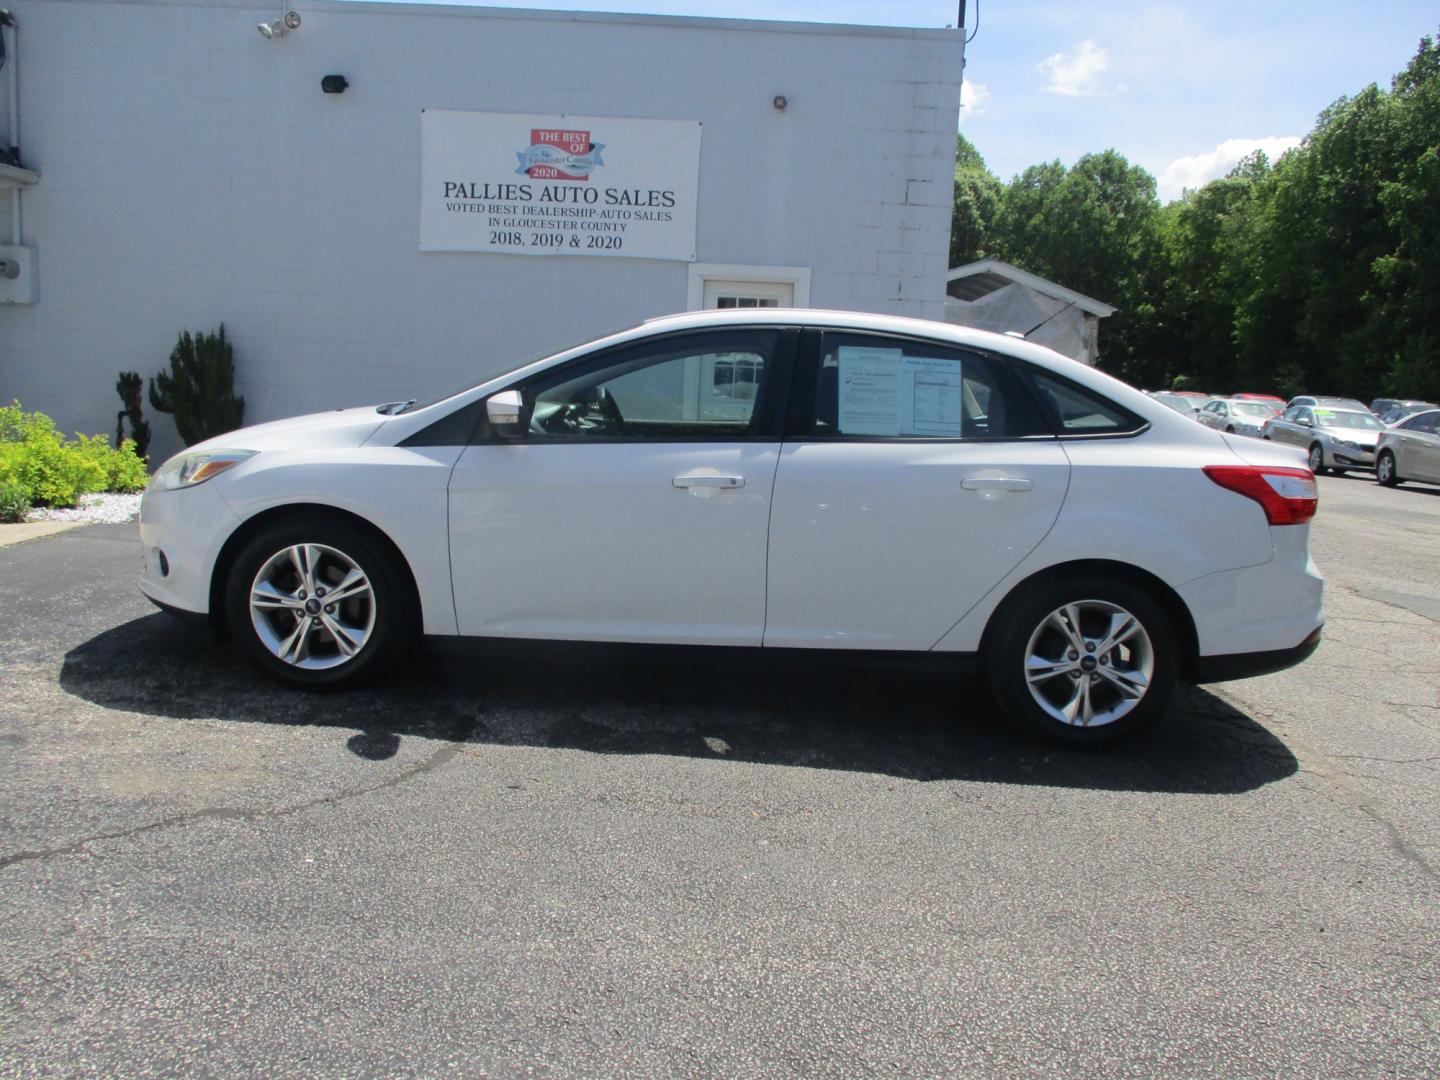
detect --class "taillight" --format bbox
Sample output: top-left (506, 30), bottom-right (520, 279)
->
top-left (1203, 465), bottom-right (1318, 526)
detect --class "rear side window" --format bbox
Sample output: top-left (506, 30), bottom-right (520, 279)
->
top-left (798, 332), bottom-right (1049, 439)
top-left (1403, 412), bottom-right (1440, 434)
top-left (1024, 370), bottom-right (1147, 436)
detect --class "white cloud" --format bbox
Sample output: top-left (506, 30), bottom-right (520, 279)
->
top-left (1158, 136), bottom-right (1303, 202)
top-left (961, 77), bottom-right (990, 117)
top-left (1038, 40), bottom-right (1109, 97)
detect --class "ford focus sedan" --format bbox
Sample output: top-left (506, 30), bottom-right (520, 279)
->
top-left (139, 310), bottom-right (1324, 744)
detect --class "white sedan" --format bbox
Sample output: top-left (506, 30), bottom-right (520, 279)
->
top-left (139, 309), bottom-right (1324, 744)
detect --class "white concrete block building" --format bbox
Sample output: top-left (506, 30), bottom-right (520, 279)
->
top-left (0, 0), bottom-right (963, 459)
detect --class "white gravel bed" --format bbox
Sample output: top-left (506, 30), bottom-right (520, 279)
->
top-left (27, 492), bottom-right (143, 525)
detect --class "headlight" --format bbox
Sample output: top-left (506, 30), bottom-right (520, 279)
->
top-left (148, 449), bottom-right (256, 491)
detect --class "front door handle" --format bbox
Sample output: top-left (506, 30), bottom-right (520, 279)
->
top-left (961, 476), bottom-right (1033, 492)
top-left (673, 474), bottom-right (745, 490)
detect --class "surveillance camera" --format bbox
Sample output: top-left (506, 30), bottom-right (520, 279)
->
top-left (283, 11), bottom-right (301, 29)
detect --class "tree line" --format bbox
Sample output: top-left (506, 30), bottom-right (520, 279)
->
top-left (951, 29), bottom-right (1440, 401)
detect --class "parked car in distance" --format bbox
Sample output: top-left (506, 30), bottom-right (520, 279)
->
top-left (1264, 404), bottom-right (1387, 474)
top-left (139, 309), bottom-right (1324, 745)
top-left (1197, 398), bottom-right (1280, 437)
top-left (1231, 393), bottom-right (1285, 404)
top-left (1376, 408), bottom-right (1440, 488)
top-left (1148, 391), bottom-right (1203, 419)
top-left (1287, 394), bottom-right (1369, 412)
top-left (1371, 399), bottom-right (1438, 425)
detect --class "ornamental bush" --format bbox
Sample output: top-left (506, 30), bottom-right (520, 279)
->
top-left (0, 401), bottom-right (150, 512)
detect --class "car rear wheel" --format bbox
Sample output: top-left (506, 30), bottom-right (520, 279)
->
top-left (1376, 449), bottom-right (1401, 487)
top-left (1308, 443), bottom-right (1327, 475)
top-left (224, 515), bottom-right (416, 687)
top-left (985, 576), bottom-right (1178, 745)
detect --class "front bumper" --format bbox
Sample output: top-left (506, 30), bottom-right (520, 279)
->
top-left (1328, 443), bottom-right (1377, 469)
top-left (138, 480), bottom-right (241, 615)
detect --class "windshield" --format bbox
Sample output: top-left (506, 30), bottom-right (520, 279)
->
top-left (1152, 394), bottom-right (1194, 414)
top-left (1315, 410), bottom-right (1383, 430)
top-left (389, 326), bottom-right (642, 415)
top-left (1231, 402), bottom-right (1277, 418)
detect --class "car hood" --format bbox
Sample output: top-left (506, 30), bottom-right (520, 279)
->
top-left (186, 406), bottom-right (388, 454)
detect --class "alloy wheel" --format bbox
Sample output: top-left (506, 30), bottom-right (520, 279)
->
top-left (1022, 600), bottom-right (1155, 728)
top-left (248, 543), bottom-right (376, 669)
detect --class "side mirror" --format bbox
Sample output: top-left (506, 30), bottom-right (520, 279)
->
top-left (486, 389), bottom-right (527, 438)
top-left (1296, 417), bottom-right (1312, 427)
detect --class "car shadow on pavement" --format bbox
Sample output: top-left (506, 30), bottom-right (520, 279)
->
top-left (59, 613), bottom-right (1298, 795)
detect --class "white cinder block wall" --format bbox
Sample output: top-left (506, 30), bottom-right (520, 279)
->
top-left (0, 0), bottom-right (962, 460)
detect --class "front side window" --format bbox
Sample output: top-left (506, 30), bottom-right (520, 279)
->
top-left (524, 329), bottom-right (782, 440)
top-left (1402, 412), bottom-right (1440, 434)
top-left (801, 333), bottom-right (1047, 439)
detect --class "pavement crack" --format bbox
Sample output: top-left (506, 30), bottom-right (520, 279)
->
top-left (0, 742), bottom-right (465, 872)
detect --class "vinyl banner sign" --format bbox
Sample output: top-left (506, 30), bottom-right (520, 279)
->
top-left (420, 110), bottom-right (701, 261)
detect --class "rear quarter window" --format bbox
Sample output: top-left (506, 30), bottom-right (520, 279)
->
top-left (1023, 369), bottom-right (1148, 437)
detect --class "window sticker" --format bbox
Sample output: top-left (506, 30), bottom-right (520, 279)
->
top-left (905, 357), bottom-right (963, 435)
top-left (836, 347), bottom-right (963, 436)
top-left (837, 347), bottom-right (903, 435)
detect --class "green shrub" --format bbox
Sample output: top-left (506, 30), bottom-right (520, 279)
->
top-left (73, 433), bottom-right (149, 493)
top-left (0, 400), bottom-right (150, 509)
top-left (150, 325), bottom-right (245, 446)
top-left (0, 479), bottom-right (30, 524)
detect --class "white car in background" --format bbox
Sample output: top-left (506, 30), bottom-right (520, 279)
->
top-left (139, 310), bottom-right (1324, 744)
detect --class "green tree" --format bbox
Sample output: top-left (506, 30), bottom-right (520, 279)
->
top-left (150, 325), bottom-right (246, 446)
top-left (990, 151), bottom-right (1168, 384)
top-left (949, 134), bottom-right (1002, 267)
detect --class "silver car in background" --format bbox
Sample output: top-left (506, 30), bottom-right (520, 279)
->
top-left (1376, 408), bottom-right (1440, 487)
top-left (1263, 405), bottom-right (1386, 474)
top-left (1197, 398), bottom-right (1279, 437)
top-left (1148, 391), bottom-right (1204, 420)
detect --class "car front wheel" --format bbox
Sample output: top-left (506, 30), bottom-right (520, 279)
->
top-left (224, 515), bottom-right (416, 686)
top-left (1376, 449), bottom-right (1401, 487)
top-left (1308, 443), bottom-right (1327, 475)
top-left (986, 577), bottom-right (1178, 745)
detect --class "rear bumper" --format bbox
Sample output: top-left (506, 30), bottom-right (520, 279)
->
top-left (1192, 625), bottom-right (1322, 682)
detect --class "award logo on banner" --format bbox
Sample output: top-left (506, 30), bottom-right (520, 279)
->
top-left (516, 129), bottom-right (605, 181)
top-left (420, 111), bottom-right (701, 261)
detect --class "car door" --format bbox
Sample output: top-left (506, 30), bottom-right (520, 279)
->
top-left (763, 329), bottom-right (1070, 650)
top-left (1199, 401), bottom-right (1223, 429)
top-left (1272, 406), bottom-right (1310, 448)
top-left (1398, 411), bottom-right (1440, 481)
top-left (447, 327), bottom-right (796, 645)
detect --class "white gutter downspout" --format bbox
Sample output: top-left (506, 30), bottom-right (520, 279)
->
top-left (4, 11), bottom-right (20, 244)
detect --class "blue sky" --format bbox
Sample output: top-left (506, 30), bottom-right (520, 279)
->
top-left (368, 1), bottom-right (1437, 202)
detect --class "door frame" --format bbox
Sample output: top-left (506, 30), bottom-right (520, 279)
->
top-left (687, 263), bottom-right (812, 311)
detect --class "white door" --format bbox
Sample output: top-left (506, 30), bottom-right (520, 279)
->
top-left (448, 328), bottom-right (792, 645)
top-left (764, 330), bottom-right (1071, 650)
top-left (702, 279), bottom-right (794, 309)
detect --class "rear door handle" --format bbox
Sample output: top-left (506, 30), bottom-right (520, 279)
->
top-left (961, 476), bottom-right (1033, 492)
top-left (673, 474), bottom-right (745, 490)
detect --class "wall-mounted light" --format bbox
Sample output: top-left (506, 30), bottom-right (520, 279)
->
top-left (772, 95), bottom-right (788, 111)
top-left (321, 75), bottom-right (348, 94)
top-left (257, 11), bottom-right (301, 39)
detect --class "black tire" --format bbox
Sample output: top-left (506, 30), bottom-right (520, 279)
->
top-left (223, 513), bottom-right (417, 687)
top-left (1224, 425), bottom-right (1235, 434)
top-left (1376, 449), bottom-right (1401, 487)
top-left (984, 575), bottom-right (1179, 746)
top-left (1308, 443), bottom-right (1327, 475)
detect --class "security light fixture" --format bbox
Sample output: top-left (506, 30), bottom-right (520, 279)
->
top-left (257, 10), bottom-right (301, 39)
top-left (772, 95), bottom-right (788, 111)
top-left (321, 74), bottom-right (348, 94)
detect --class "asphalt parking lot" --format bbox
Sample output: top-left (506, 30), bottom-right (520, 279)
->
top-left (2, 472), bottom-right (1437, 1076)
